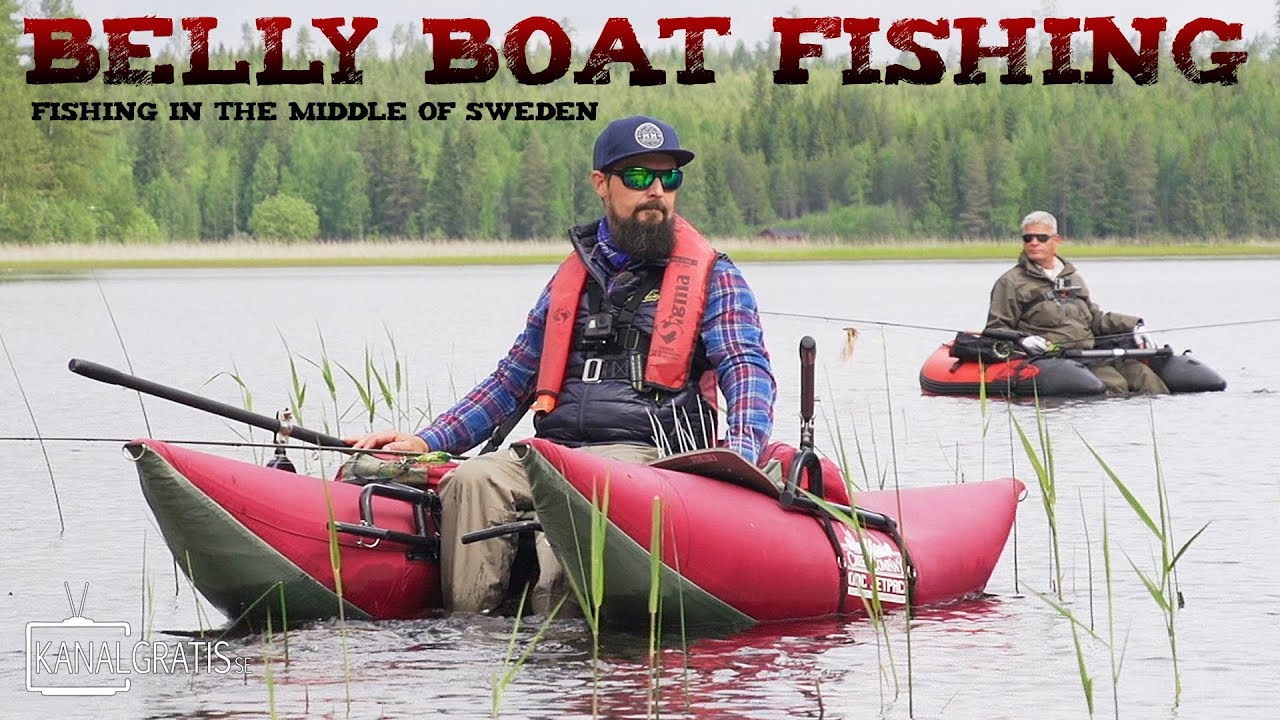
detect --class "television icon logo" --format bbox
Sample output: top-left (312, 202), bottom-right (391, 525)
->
top-left (25, 582), bottom-right (132, 696)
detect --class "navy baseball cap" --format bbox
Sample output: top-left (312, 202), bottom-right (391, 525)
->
top-left (593, 116), bottom-right (695, 171)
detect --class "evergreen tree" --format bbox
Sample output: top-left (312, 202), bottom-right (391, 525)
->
top-left (507, 134), bottom-right (556, 239)
top-left (363, 125), bottom-right (425, 238)
top-left (1128, 131), bottom-right (1159, 237)
top-left (957, 136), bottom-right (994, 239)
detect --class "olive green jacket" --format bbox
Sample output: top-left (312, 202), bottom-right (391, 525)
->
top-left (985, 253), bottom-right (1140, 349)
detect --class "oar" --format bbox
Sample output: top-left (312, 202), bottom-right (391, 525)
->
top-left (68, 358), bottom-right (350, 449)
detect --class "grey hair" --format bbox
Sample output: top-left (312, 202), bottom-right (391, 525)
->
top-left (1021, 210), bottom-right (1058, 234)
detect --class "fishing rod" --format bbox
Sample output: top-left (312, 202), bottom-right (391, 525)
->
top-left (765, 310), bottom-right (1280, 346)
top-left (0, 436), bottom-right (436, 456)
top-left (69, 358), bottom-right (350, 449)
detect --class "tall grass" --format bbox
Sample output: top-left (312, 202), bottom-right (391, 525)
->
top-left (1079, 413), bottom-right (1209, 708)
top-left (319, 461), bottom-right (353, 712)
top-left (1101, 502), bottom-right (1128, 719)
top-left (491, 587), bottom-right (564, 718)
top-left (0, 328), bottom-right (66, 533)
top-left (646, 497), bottom-right (664, 717)
top-left (207, 364), bottom-right (261, 461)
top-left (1012, 397), bottom-right (1095, 712)
top-left (1003, 400), bottom-right (1211, 715)
top-left (262, 611), bottom-right (279, 719)
top-left (1012, 400), bottom-right (1065, 598)
top-left (277, 330), bottom-right (309, 430)
top-left (877, 327), bottom-right (914, 717)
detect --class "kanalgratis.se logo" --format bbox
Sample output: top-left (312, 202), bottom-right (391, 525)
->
top-left (25, 583), bottom-right (251, 696)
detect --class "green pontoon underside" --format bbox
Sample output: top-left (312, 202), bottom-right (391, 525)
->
top-left (131, 444), bottom-right (370, 628)
top-left (520, 446), bottom-right (754, 634)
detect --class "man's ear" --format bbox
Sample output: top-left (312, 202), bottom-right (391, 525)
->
top-left (590, 170), bottom-right (608, 198)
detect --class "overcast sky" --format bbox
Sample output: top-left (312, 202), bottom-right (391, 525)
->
top-left (59, 0), bottom-right (1277, 51)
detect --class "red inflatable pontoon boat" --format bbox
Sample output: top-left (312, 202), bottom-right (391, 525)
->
top-left (130, 437), bottom-right (1024, 632)
top-left (919, 341), bottom-right (1227, 397)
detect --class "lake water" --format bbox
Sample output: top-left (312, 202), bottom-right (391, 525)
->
top-left (1, 258), bottom-right (1277, 718)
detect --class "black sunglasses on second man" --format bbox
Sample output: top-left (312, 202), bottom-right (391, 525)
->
top-left (1022, 233), bottom-right (1053, 244)
top-left (606, 166), bottom-right (684, 192)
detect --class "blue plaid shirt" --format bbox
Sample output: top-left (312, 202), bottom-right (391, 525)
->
top-left (417, 218), bottom-right (776, 462)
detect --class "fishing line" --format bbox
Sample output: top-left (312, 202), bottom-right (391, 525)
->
top-left (0, 329), bottom-right (66, 534)
top-left (1137, 317), bottom-right (1280, 334)
top-left (761, 311), bottom-right (959, 334)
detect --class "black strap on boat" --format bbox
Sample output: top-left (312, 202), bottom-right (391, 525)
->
top-left (780, 484), bottom-right (918, 610)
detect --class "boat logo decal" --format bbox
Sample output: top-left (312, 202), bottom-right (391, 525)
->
top-left (837, 525), bottom-right (907, 604)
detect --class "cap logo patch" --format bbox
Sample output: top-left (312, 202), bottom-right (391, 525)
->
top-left (634, 122), bottom-right (664, 149)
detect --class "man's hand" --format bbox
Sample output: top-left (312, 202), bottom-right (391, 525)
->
top-left (345, 431), bottom-right (429, 453)
top-left (1020, 335), bottom-right (1051, 355)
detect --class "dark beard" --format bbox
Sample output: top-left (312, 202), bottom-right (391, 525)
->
top-left (610, 206), bottom-right (676, 261)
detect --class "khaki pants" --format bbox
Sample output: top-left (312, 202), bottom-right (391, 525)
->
top-left (1088, 359), bottom-right (1169, 395)
top-left (438, 442), bottom-right (660, 615)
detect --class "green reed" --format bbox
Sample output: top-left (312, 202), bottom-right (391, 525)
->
top-left (1078, 490), bottom-right (1096, 630)
top-left (337, 357), bottom-right (373, 424)
top-left (1101, 502), bottom-right (1126, 719)
top-left (311, 327), bottom-right (342, 436)
top-left (276, 330), bottom-right (308, 430)
top-left (557, 477), bottom-right (612, 718)
top-left (381, 324), bottom-right (416, 429)
top-left (878, 328), bottom-right (914, 716)
top-left (646, 497), bottom-right (664, 716)
top-left (263, 611), bottom-right (279, 719)
top-left (1012, 400), bottom-right (1065, 598)
top-left (319, 460), bottom-right (354, 711)
top-left (1007, 394), bottom-right (1100, 713)
top-left (491, 587), bottom-right (564, 718)
top-left (1079, 412), bottom-right (1209, 708)
top-left (277, 328), bottom-right (432, 440)
top-left (206, 364), bottom-right (262, 461)
top-left (1025, 582), bottom-right (1100, 715)
top-left (277, 583), bottom-right (290, 664)
top-left (807, 491), bottom-right (901, 710)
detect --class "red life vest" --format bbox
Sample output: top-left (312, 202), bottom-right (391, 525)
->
top-left (532, 216), bottom-right (717, 414)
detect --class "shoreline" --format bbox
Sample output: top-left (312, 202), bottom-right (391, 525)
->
top-left (3, 238), bottom-right (1279, 271)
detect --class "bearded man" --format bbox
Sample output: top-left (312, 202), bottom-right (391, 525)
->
top-left (351, 116), bottom-right (776, 615)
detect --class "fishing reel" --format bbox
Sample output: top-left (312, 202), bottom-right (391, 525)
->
top-left (265, 408), bottom-right (297, 473)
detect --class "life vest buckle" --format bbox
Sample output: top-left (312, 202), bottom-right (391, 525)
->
top-left (582, 357), bottom-right (604, 383)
